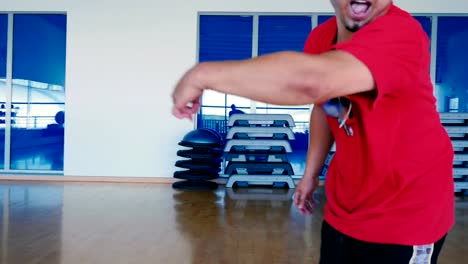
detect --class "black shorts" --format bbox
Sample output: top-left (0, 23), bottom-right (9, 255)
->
top-left (320, 220), bottom-right (447, 264)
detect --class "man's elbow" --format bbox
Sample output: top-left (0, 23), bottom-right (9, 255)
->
top-left (296, 71), bottom-right (329, 104)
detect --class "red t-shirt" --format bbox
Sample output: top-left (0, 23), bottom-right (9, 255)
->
top-left (304, 4), bottom-right (455, 245)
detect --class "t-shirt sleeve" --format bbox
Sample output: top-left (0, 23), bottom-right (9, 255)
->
top-left (303, 25), bottom-right (323, 55)
top-left (331, 16), bottom-right (429, 109)
top-left (304, 17), bottom-right (337, 55)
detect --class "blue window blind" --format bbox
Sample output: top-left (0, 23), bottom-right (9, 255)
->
top-left (13, 14), bottom-right (67, 86)
top-left (435, 16), bottom-right (468, 112)
top-left (436, 17), bottom-right (468, 84)
top-left (413, 16), bottom-right (432, 39)
top-left (318, 15), bottom-right (334, 25)
top-left (199, 15), bottom-right (253, 62)
top-left (0, 14), bottom-right (7, 78)
top-left (258, 16), bottom-right (312, 55)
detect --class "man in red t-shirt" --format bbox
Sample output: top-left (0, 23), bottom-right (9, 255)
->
top-left (171, 0), bottom-right (454, 263)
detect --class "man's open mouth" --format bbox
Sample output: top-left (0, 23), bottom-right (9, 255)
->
top-left (349, 0), bottom-right (371, 19)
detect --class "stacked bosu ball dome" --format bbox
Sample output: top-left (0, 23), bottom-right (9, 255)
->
top-left (173, 128), bottom-right (224, 190)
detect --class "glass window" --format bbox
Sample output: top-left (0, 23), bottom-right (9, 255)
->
top-left (254, 106), bottom-right (310, 176)
top-left (256, 16), bottom-right (314, 176)
top-left (413, 16), bottom-right (432, 39)
top-left (11, 14), bottom-right (66, 171)
top-left (256, 15), bottom-right (312, 110)
top-left (0, 14), bottom-right (6, 79)
top-left (435, 16), bottom-right (468, 112)
top-left (226, 95), bottom-right (251, 109)
top-left (0, 14), bottom-right (7, 169)
top-left (199, 15), bottom-right (253, 62)
top-left (198, 15), bottom-right (253, 136)
top-left (414, 16), bottom-right (433, 56)
top-left (258, 16), bottom-right (312, 55)
top-left (318, 15), bottom-right (334, 25)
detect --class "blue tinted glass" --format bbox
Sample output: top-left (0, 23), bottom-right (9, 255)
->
top-left (255, 107), bottom-right (310, 176)
top-left (258, 16), bottom-right (311, 55)
top-left (436, 17), bottom-right (468, 112)
top-left (257, 15), bottom-right (312, 160)
top-left (13, 14), bottom-right (66, 86)
top-left (199, 15), bottom-right (253, 62)
top-left (413, 16), bottom-right (432, 39)
top-left (0, 14), bottom-right (7, 78)
top-left (318, 15), bottom-right (334, 25)
top-left (0, 14), bottom-right (7, 169)
top-left (11, 14), bottom-right (66, 171)
top-left (198, 15), bottom-right (253, 135)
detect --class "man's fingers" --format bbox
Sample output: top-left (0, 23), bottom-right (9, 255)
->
top-left (192, 101), bottom-right (201, 114)
top-left (293, 189), bottom-right (316, 216)
top-left (172, 99), bottom-right (201, 120)
top-left (172, 107), bottom-right (191, 120)
top-left (298, 197), bottom-right (314, 215)
top-left (293, 192), bottom-right (299, 205)
top-left (172, 106), bottom-right (183, 119)
top-left (303, 205), bottom-right (313, 215)
top-left (294, 191), bottom-right (306, 208)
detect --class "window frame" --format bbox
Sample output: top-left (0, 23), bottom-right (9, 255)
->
top-left (0, 12), bottom-right (66, 175)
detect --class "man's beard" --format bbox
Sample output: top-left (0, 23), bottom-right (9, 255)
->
top-left (345, 21), bottom-right (363, 32)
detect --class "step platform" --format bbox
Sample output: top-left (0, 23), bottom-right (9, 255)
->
top-left (455, 181), bottom-right (468, 192)
top-left (228, 114), bottom-right (295, 128)
top-left (226, 174), bottom-right (295, 188)
top-left (225, 151), bottom-right (288, 162)
top-left (454, 167), bottom-right (468, 179)
top-left (453, 155), bottom-right (468, 166)
top-left (225, 162), bottom-right (294, 176)
top-left (445, 127), bottom-right (468, 138)
top-left (452, 140), bottom-right (468, 151)
top-left (440, 113), bottom-right (468, 125)
top-left (225, 187), bottom-right (295, 200)
top-left (226, 126), bottom-right (295, 140)
top-left (224, 139), bottom-right (292, 153)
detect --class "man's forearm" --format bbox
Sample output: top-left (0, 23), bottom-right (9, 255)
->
top-left (197, 51), bottom-right (325, 105)
top-left (302, 107), bottom-right (334, 180)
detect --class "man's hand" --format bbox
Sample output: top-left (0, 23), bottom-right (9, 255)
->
top-left (172, 66), bottom-right (204, 121)
top-left (294, 176), bottom-right (320, 215)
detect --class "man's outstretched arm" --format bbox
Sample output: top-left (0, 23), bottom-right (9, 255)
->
top-left (172, 50), bottom-right (374, 119)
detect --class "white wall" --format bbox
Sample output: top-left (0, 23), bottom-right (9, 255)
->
top-left (0, 0), bottom-right (467, 177)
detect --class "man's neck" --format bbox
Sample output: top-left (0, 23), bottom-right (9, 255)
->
top-left (336, 27), bottom-right (353, 43)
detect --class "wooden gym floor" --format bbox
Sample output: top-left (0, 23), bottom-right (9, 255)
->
top-left (0, 182), bottom-right (466, 264)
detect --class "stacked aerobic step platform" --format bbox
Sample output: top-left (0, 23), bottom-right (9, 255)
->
top-left (173, 128), bottom-right (224, 190)
top-left (223, 114), bottom-right (296, 188)
top-left (440, 112), bottom-right (468, 195)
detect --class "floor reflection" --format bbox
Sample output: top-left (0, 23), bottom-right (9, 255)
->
top-left (0, 183), bottom-right (64, 264)
top-left (173, 186), bottom-right (324, 264)
top-left (173, 190), bottom-right (226, 264)
top-left (0, 182), bottom-right (464, 264)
